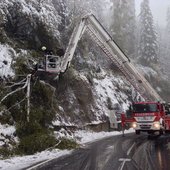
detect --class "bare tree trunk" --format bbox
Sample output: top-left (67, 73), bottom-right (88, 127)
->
top-left (26, 74), bottom-right (31, 122)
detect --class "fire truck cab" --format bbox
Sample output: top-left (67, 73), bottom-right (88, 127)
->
top-left (122, 101), bottom-right (170, 135)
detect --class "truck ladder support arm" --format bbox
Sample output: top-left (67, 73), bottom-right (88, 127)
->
top-left (61, 19), bottom-right (86, 72)
top-left (61, 13), bottom-right (163, 102)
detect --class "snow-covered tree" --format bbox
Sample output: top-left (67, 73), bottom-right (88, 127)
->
top-left (111, 0), bottom-right (136, 58)
top-left (52, 0), bottom-right (69, 32)
top-left (65, 0), bottom-right (108, 24)
top-left (158, 7), bottom-right (170, 78)
top-left (138, 0), bottom-right (158, 66)
top-left (164, 8), bottom-right (170, 58)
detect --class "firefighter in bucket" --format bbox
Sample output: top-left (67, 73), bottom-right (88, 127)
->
top-left (38, 46), bottom-right (64, 73)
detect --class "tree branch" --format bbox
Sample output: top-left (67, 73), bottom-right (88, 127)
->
top-left (0, 75), bottom-right (30, 104)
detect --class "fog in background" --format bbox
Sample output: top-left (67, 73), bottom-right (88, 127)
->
top-left (135, 0), bottom-right (170, 27)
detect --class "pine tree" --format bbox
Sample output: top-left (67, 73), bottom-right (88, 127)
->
top-left (111, 0), bottom-right (136, 58)
top-left (138, 0), bottom-right (158, 66)
top-left (165, 8), bottom-right (170, 58)
top-left (160, 7), bottom-right (170, 77)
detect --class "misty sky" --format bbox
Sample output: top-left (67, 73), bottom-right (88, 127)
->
top-left (135, 0), bottom-right (170, 27)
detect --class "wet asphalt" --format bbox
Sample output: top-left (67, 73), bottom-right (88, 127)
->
top-left (26, 133), bottom-right (170, 170)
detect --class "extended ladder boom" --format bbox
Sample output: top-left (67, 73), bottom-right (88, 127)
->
top-left (61, 14), bottom-right (163, 102)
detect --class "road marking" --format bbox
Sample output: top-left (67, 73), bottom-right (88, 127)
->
top-left (118, 143), bottom-right (135, 170)
top-left (127, 143), bottom-right (135, 155)
top-left (118, 158), bottom-right (131, 170)
top-left (26, 157), bottom-right (56, 170)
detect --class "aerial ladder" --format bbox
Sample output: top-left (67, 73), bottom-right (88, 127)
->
top-left (59, 14), bottom-right (163, 102)
top-left (36, 14), bottom-right (162, 102)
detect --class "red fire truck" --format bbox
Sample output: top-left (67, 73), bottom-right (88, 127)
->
top-left (121, 101), bottom-right (170, 135)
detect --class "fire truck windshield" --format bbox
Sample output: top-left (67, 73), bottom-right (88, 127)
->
top-left (132, 103), bottom-right (158, 113)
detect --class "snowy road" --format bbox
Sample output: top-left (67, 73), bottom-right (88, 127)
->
top-left (27, 133), bottom-right (170, 170)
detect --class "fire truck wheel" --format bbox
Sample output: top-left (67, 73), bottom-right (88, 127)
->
top-left (135, 130), bottom-right (140, 135)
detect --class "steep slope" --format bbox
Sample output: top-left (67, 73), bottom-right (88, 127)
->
top-left (0, 0), bottom-right (135, 157)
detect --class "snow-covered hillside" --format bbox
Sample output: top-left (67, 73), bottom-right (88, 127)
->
top-left (0, 0), bottom-right (135, 159)
top-left (0, 0), bottom-right (61, 37)
top-left (0, 0), bottom-right (167, 165)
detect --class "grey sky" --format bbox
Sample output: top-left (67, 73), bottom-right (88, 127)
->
top-left (135, 0), bottom-right (170, 27)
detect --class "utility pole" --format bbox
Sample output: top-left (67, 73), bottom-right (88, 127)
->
top-left (26, 74), bottom-right (31, 122)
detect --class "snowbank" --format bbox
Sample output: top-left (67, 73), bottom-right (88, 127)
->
top-left (0, 149), bottom-right (71, 170)
top-left (75, 128), bottom-right (134, 144)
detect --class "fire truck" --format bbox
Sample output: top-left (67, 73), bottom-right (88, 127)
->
top-left (121, 101), bottom-right (170, 135)
top-left (35, 14), bottom-right (170, 133)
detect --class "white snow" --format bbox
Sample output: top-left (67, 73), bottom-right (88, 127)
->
top-left (93, 73), bottom-right (130, 117)
top-left (0, 124), bottom-right (15, 136)
top-left (75, 128), bottom-right (134, 144)
top-left (0, 44), bottom-right (15, 77)
top-left (52, 119), bottom-right (61, 126)
top-left (1, 0), bottom-right (61, 38)
top-left (0, 149), bottom-right (71, 170)
top-left (0, 129), bottom-right (134, 170)
top-left (0, 124), bottom-right (18, 148)
top-left (0, 1), bottom-right (137, 169)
